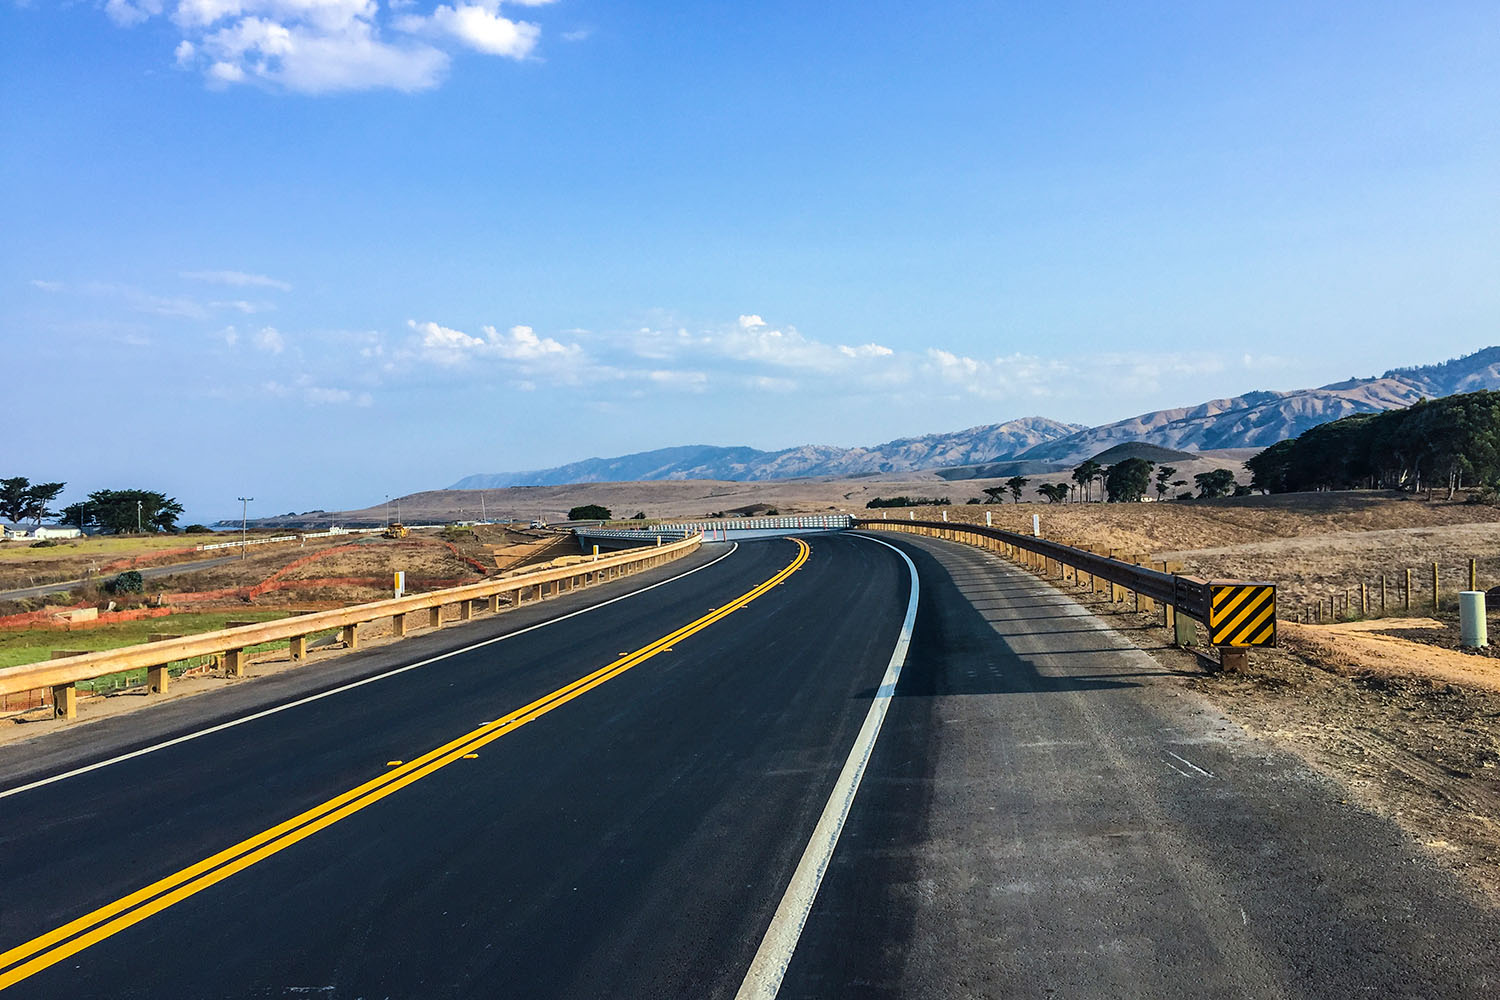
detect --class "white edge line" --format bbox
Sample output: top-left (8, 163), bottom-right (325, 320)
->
top-left (0, 542), bottom-right (741, 801)
top-left (734, 532), bottom-right (919, 1000)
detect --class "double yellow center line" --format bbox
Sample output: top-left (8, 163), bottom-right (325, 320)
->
top-left (0, 538), bottom-right (810, 992)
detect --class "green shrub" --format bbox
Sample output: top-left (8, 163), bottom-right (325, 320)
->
top-left (105, 570), bottom-right (145, 594)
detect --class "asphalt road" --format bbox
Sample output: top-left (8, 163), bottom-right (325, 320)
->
top-left (1, 530), bottom-right (1498, 998)
top-left (0, 554), bottom-right (243, 602)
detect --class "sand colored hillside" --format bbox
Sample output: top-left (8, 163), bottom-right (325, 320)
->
top-left (900, 491), bottom-right (1500, 554)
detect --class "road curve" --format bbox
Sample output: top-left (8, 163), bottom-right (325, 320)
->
top-left (2, 529), bottom-right (1499, 999)
top-left (0, 534), bottom-right (910, 998)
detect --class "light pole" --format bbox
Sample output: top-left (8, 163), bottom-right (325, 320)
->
top-left (238, 497), bottom-right (253, 559)
top-left (136, 500), bottom-right (142, 534)
top-left (385, 495), bottom-right (391, 528)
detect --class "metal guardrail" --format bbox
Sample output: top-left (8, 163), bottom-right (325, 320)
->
top-left (1, 533), bottom-right (704, 720)
top-left (855, 518), bottom-right (1275, 662)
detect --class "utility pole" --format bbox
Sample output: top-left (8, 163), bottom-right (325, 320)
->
top-left (238, 497), bottom-right (253, 559)
top-left (385, 495), bottom-right (391, 528)
top-left (481, 492), bottom-right (487, 523)
top-left (136, 500), bottom-right (142, 534)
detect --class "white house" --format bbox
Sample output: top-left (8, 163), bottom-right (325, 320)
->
top-left (32, 525), bottom-right (82, 540)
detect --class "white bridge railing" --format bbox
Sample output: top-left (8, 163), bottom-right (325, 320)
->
top-left (577, 515), bottom-right (852, 543)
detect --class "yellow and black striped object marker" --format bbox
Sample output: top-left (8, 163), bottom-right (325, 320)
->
top-left (1208, 583), bottom-right (1277, 647)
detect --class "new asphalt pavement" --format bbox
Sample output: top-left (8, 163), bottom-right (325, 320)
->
top-left (1, 531), bottom-right (1497, 998)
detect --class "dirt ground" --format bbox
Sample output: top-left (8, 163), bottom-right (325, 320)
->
top-left (1159, 522), bottom-right (1500, 614)
top-left (905, 490), bottom-right (1500, 554)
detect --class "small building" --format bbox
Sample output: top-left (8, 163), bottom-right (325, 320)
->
top-left (31, 525), bottom-right (83, 540)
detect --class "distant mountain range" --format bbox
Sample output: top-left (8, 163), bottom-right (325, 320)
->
top-left (451, 347), bottom-right (1500, 487)
top-left (450, 417), bottom-right (1087, 488)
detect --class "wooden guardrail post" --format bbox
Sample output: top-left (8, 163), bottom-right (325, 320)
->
top-left (342, 624), bottom-right (360, 650)
top-left (53, 683), bottom-right (76, 719)
top-left (147, 665), bottom-right (169, 695)
top-left (225, 649), bottom-right (244, 677)
top-left (460, 600), bottom-right (474, 621)
top-left (392, 613), bottom-right (407, 637)
top-left (489, 594), bottom-right (502, 613)
top-left (1135, 556), bottom-right (1155, 614)
top-left (289, 634), bottom-right (308, 660)
top-left (429, 606), bottom-right (444, 629)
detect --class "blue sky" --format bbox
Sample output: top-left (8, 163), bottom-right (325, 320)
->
top-left (3, 1), bottom-right (1498, 523)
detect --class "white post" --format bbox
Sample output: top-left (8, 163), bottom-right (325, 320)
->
top-left (1032, 514), bottom-right (1040, 537)
top-left (1461, 591), bottom-right (1488, 647)
top-left (909, 511), bottom-right (915, 520)
top-left (942, 509), bottom-right (948, 522)
top-left (592, 545), bottom-right (599, 562)
top-left (985, 511), bottom-right (992, 527)
top-left (393, 571), bottom-right (405, 599)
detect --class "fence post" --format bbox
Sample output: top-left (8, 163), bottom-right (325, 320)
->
top-left (1381, 576), bottom-right (1387, 614)
top-left (1360, 583), bottom-right (1367, 617)
top-left (1433, 562), bottom-right (1440, 613)
top-left (1405, 568), bottom-right (1412, 611)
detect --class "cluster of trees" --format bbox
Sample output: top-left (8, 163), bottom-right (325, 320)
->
top-left (0, 478), bottom-right (66, 526)
top-left (1245, 391), bottom-right (1500, 498)
top-left (568, 504), bottom-right (612, 520)
top-left (4, 477), bottom-right (189, 534)
top-left (969, 460), bottom-right (1237, 505)
top-left (62, 490), bottom-right (185, 534)
top-left (866, 496), bottom-right (951, 508)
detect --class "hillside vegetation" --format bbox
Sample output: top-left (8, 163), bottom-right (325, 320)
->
top-left (1247, 390), bottom-right (1500, 497)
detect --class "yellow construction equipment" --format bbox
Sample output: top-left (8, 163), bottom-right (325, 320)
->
top-left (383, 522), bottom-right (409, 539)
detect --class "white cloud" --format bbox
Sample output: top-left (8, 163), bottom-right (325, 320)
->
top-left (254, 326), bottom-right (285, 353)
top-left (30, 279), bottom-right (64, 292)
top-left (409, 319), bottom-right (579, 366)
top-left (100, 1), bottom-right (557, 93)
top-left (399, 3), bottom-right (539, 58)
top-left (264, 375), bottom-right (372, 406)
top-left (181, 269), bottom-right (292, 291)
top-left (104, 0), bottom-right (165, 27)
top-left (209, 299), bottom-right (273, 314)
top-left (738, 314), bottom-right (765, 329)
